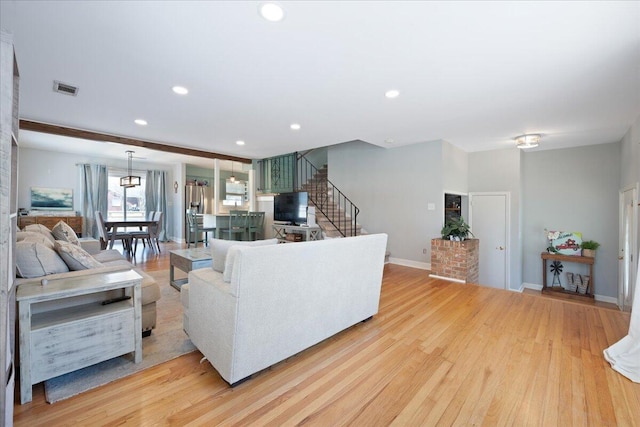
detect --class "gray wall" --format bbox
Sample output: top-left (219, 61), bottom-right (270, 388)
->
top-left (442, 141), bottom-right (468, 195)
top-left (620, 115), bottom-right (640, 189)
top-left (521, 143), bottom-right (621, 298)
top-left (328, 140), bottom-right (443, 265)
top-left (18, 147), bottom-right (179, 240)
top-left (468, 148), bottom-right (523, 290)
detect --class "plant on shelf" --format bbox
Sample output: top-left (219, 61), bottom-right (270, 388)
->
top-left (441, 216), bottom-right (473, 241)
top-left (581, 240), bottom-right (600, 257)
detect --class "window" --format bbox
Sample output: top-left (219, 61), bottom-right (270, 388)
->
top-left (107, 170), bottom-right (146, 222)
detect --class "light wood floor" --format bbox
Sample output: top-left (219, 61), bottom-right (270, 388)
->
top-left (13, 242), bottom-right (640, 426)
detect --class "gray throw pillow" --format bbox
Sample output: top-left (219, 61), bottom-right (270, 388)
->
top-left (24, 224), bottom-right (56, 244)
top-left (51, 220), bottom-right (80, 245)
top-left (55, 240), bottom-right (104, 271)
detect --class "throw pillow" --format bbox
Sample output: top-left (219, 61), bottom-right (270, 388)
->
top-left (211, 238), bottom-right (279, 273)
top-left (19, 233), bottom-right (55, 249)
top-left (55, 240), bottom-right (104, 271)
top-left (51, 220), bottom-right (80, 245)
top-left (15, 241), bottom-right (69, 278)
top-left (24, 224), bottom-right (56, 244)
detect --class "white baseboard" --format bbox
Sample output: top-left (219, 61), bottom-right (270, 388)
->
top-left (521, 283), bottom-right (619, 306)
top-left (388, 258), bottom-right (430, 270)
top-left (522, 282), bottom-right (543, 291)
top-left (594, 294), bottom-right (618, 305)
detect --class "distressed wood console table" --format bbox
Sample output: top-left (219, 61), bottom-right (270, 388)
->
top-left (541, 252), bottom-right (595, 299)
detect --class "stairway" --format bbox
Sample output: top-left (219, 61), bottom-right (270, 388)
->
top-left (301, 165), bottom-right (363, 238)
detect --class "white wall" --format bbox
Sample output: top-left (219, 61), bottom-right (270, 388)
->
top-left (468, 148), bottom-right (522, 290)
top-left (442, 141), bottom-right (468, 195)
top-left (620, 115), bottom-right (640, 189)
top-left (521, 143), bottom-right (621, 298)
top-left (328, 140), bottom-right (443, 267)
top-left (18, 147), bottom-right (178, 240)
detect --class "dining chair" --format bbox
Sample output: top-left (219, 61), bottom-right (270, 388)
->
top-left (221, 211), bottom-right (248, 241)
top-left (186, 209), bottom-right (215, 248)
top-left (247, 211), bottom-right (265, 241)
top-left (132, 211), bottom-right (163, 254)
top-left (95, 211), bottom-right (132, 252)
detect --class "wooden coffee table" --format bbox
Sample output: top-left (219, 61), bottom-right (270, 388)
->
top-left (169, 248), bottom-right (213, 290)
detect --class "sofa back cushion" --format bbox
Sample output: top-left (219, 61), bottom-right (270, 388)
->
top-left (51, 220), bottom-right (81, 245)
top-left (211, 238), bottom-right (278, 273)
top-left (55, 240), bottom-right (104, 271)
top-left (16, 241), bottom-right (69, 278)
top-left (24, 224), bottom-right (56, 244)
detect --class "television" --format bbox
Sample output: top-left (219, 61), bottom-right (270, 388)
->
top-left (274, 191), bottom-right (308, 225)
top-left (30, 187), bottom-right (73, 211)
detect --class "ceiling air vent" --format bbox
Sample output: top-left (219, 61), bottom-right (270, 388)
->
top-left (53, 81), bottom-right (79, 96)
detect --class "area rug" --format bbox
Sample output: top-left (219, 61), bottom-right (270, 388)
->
top-left (44, 269), bottom-right (196, 403)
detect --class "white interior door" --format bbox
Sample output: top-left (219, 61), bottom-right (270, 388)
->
top-left (469, 193), bottom-right (509, 289)
top-left (619, 185), bottom-right (638, 311)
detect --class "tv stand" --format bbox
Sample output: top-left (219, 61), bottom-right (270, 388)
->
top-left (272, 224), bottom-right (322, 243)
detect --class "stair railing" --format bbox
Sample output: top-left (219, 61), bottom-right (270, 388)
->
top-left (296, 154), bottom-right (359, 237)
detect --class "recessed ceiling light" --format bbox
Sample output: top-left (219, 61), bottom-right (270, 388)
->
top-left (134, 119), bottom-right (148, 126)
top-left (290, 123), bottom-right (301, 130)
top-left (236, 140), bottom-right (245, 146)
top-left (385, 139), bottom-right (395, 144)
top-left (385, 90), bottom-right (400, 99)
top-left (515, 134), bottom-right (540, 149)
top-left (259, 2), bottom-right (285, 22)
top-left (172, 86), bottom-right (189, 95)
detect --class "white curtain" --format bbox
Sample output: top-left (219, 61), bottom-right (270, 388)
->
top-left (604, 259), bottom-right (640, 383)
top-left (78, 164), bottom-right (107, 238)
top-left (145, 170), bottom-right (168, 241)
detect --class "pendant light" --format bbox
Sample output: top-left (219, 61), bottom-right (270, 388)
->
top-left (229, 161), bottom-right (236, 183)
top-left (120, 150), bottom-right (141, 187)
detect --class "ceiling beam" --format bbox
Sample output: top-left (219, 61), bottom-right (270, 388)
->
top-left (19, 120), bottom-right (253, 164)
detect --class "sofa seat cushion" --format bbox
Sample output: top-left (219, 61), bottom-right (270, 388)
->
top-left (16, 241), bottom-right (69, 278)
top-left (101, 259), bottom-right (161, 305)
top-left (92, 250), bottom-right (126, 263)
top-left (24, 224), bottom-right (56, 244)
top-left (190, 267), bottom-right (230, 295)
top-left (51, 220), bottom-right (81, 245)
top-left (55, 240), bottom-right (104, 270)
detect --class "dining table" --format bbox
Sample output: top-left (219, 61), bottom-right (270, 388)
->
top-left (103, 219), bottom-right (157, 251)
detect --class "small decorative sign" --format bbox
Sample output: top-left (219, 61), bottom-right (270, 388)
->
top-left (549, 231), bottom-right (583, 256)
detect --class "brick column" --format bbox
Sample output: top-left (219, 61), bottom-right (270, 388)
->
top-left (430, 238), bottom-right (479, 283)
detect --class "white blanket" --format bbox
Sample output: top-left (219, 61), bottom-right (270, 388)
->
top-left (604, 260), bottom-right (640, 383)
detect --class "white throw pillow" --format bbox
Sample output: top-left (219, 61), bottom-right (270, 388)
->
top-left (55, 240), bottom-right (103, 271)
top-left (210, 238), bottom-right (278, 273)
top-left (16, 231), bottom-right (55, 249)
top-left (24, 224), bottom-right (56, 244)
top-left (223, 246), bottom-right (244, 282)
top-left (16, 241), bottom-right (69, 278)
top-left (51, 220), bottom-right (80, 245)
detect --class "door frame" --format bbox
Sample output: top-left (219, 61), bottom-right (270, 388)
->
top-left (468, 191), bottom-right (511, 290)
top-left (618, 183), bottom-right (639, 310)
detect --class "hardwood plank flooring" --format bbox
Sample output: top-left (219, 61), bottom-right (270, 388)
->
top-left (13, 243), bottom-right (640, 426)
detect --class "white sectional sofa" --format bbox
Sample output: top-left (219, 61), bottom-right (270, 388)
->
top-left (182, 233), bottom-right (388, 385)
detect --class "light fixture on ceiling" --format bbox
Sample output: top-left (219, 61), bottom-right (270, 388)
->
top-left (290, 123), bottom-right (301, 130)
top-left (259, 2), bottom-right (285, 22)
top-left (134, 119), bottom-right (148, 126)
top-left (120, 150), bottom-right (141, 187)
top-left (515, 134), bottom-right (541, 149)
top-left (229, 162), bottom-right (236, 183)
top-left (385, 89), bottom-right (400, 99)
top-left (236, 140), bottom-right (245, 146)
top-left (172, 86), bottom-right (189, 95)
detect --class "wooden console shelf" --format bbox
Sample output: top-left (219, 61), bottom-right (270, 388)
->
top-left (18, 215), bottom-right (83, 236)
top-left (541, 252), bottom-right (595, 299)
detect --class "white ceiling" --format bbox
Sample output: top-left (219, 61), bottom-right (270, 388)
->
top-left (1, 1), bottom-right (639, 164)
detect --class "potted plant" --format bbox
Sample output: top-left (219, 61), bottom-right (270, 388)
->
top-left (581, 240), bottom-right (600, 257)
top-left (441, 216), bottom-right (473, 241)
